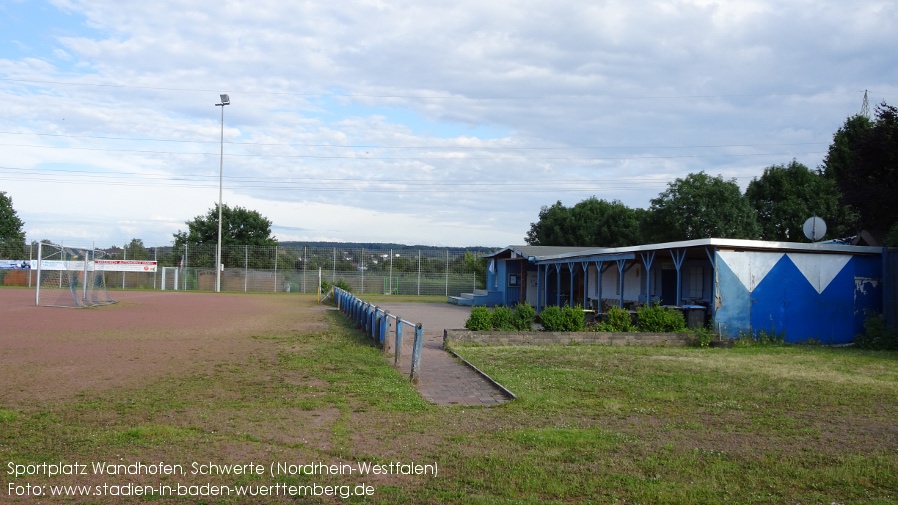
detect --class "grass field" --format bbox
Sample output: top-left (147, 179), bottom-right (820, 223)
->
top-left (1, 291), bottom-right (897, 504)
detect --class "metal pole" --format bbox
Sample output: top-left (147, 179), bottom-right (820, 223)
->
top-left (215, 95), bottom-right (229, 292)
top-left (35, 242), bottom-right (42, 306)
top-left (122, 243), bottom-right (126, 289)
top-left (445, 250), bottom-right (449, 297)
top-left (216, 102), bottom-right (224, 293)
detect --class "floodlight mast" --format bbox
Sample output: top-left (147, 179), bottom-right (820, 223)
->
top-left (215, 94), bottom-right (230, 293)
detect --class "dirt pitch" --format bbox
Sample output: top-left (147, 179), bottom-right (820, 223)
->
top-left (0, 289), bottom-right (325, 407)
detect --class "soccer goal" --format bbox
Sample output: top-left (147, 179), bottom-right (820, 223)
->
top-left (35, 242), bottom-right (116, 308)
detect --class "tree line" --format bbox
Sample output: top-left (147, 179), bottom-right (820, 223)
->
top-left (526, 103), bottom-right (898, 247)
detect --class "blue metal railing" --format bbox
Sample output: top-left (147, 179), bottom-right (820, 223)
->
top-left (333, 288), bottom-right (425, 383)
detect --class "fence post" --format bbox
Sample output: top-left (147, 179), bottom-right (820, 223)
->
top-left (380, 311), bottom-right (389, 347)
top-left (394, 320), bottom-right (403, 366)
top-left (410, 323), bottom-right (423, 383)
top-left (374, 310), bottom-right (382, 343)
top-left (445, 250), bottom-right (449, 297)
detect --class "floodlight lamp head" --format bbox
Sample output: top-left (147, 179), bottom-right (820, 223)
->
top-left (219, 94), bottom-right (230, 105)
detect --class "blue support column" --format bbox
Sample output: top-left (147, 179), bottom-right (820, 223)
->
top-left (641, 251), bottom-right (656, 305)
top-left (616, 259), bottom-right (627, 308)
top-left (569, 263), bottom-right (575, 307)
top-left (536, 264), bottom-right (542, 312)
top-left (555, 264), bottom-right (562, 307)
top-left (671, 249), bottom-right (687, 306)
top-left (582, 262), bottom-right (589, 309)
top-left (705, 247), bottom-right (717, 323)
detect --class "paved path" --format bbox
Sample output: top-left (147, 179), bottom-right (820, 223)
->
top-left (373, 302), bottom-right (510, 407)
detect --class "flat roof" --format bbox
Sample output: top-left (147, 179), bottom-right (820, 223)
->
top-left (486, 238), bottom-right (882, 262)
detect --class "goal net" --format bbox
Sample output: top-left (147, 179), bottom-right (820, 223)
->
top-left (35, 242), bottom-right (116, 308)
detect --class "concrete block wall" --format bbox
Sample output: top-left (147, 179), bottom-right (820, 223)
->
top-left (444, 329), bottom-right (694, 347)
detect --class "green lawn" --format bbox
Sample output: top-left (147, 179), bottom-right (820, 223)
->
top-left (2, 299), bottom-right (896, 504)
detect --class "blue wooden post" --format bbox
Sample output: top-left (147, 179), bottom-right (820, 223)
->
top-left (374, 311), bottom-right (382, 343)
top-left (394, 319), bottom-right (404, 366)
top-left (582, 262), bottom-right (589, 309)
top-left (616, 259), bottom-right (627, 308)
top-left (555, 264), bottom-right (562, 306)
top-left (705, 247), bottom-right (717, 323)
top-left (369, 305), bottom-right (377, 339)
top-left (380, 311), bottom-right (389, 346)
top-left (641, 252), bottom-right (655, 305)
top-left (536, 264), bottom-right (542, 312)
top-left (410, 323), bottom-right (423, 383)
top-left (671, 249), bottom-right (687, 306)
top-left (364, 304), bottom-right (371, 335)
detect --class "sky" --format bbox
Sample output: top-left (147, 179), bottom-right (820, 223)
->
top-left (1, 0), bottom-right (896, 249)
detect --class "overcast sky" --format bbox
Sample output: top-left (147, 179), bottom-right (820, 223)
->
top-left (2, 0), bottom-right (896, 248)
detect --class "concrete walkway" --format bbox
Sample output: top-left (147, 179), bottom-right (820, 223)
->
top-left (373, 302), bottom-right (511, 407)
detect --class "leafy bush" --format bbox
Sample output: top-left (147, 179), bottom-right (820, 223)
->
top-left (512, 302), bottom-right (536, 331)
top-left (491, 305), bottom-right (516, 331)
top-left (692, 326), bottom-right (714, 347)
top-left (465, 306), bottom-right (493, 331)
top-left (562, 305), bottom-right (585, 332)
top-left (335, 279), bottom-right (352, 292)
top-left (855, 312), bottom-right (898, 350)
top-left (596, 306), bottom-right (634, 332)
top-left (540, 305), bottom-right (584, 332)
top-left (539, 306), bottom-right (565, 331)
top-left (637, 304), bottom-right (686, 332)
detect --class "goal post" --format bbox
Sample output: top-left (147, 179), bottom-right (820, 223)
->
top-left (35, 242), bottom-right (116, 308)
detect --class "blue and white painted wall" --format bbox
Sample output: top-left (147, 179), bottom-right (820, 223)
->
top-left (714, 250), bottom-right (882, 344)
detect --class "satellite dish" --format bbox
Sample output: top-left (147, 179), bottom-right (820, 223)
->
top-left (803, 216), bottom-right (827, 242)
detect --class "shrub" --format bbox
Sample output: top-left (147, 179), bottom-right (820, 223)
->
top-left (562, 305), bottom-right (585, 332)
top-left (539, 305), bottom-right (565, 331)
top-left (491, 305), bottom-right (516, 331)
top-left (540, 305), bottom-right (585, 332)
top-left (637, 304), bottom-right (686, 333)
top-left (692, 326), bottom-right (714, 347)
top-left (854, 312), bottom-right (898, 350)
top-left (335, 279), bottom-right (352, 292)
top-left (512, 302), bottom-right (536, 331)
top-left (465, 306), bottom-right (493, 331)
top-left (596, 306), bottom-right (634, 332)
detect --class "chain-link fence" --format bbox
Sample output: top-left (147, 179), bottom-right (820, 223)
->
top-left (1, 239), bottom-right (489, 297)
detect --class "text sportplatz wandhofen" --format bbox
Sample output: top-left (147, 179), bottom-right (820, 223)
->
top-left (7, 460), bottom-right (438, 478)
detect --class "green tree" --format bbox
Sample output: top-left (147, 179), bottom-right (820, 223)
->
top-left (463, 251), bottom-right (487, 289)
top-left (173, 204), bottom-right (277, 268)
top-left (642, 172), bottom-right (760, 242)
top-left (526, 197), bottom-right (644, 246)
top-left (0, 191), bottom-right (27, 259)
top-left (525, 200), bottom-right (572, 245)
top-left (122, 238), bottom-right (151, 260)
top-left (822, 102), bottom-right (898, 236)
top-left (745, 160), bottom-right (854, 241)
top-left (821, 114), bottom-right (873, 186)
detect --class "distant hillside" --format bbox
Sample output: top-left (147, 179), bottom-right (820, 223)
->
top-left (278, 241), bottom-right (497, 253)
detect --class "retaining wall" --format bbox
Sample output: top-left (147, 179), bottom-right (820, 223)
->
top-left (444, 329), bottom-right (694, 347)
